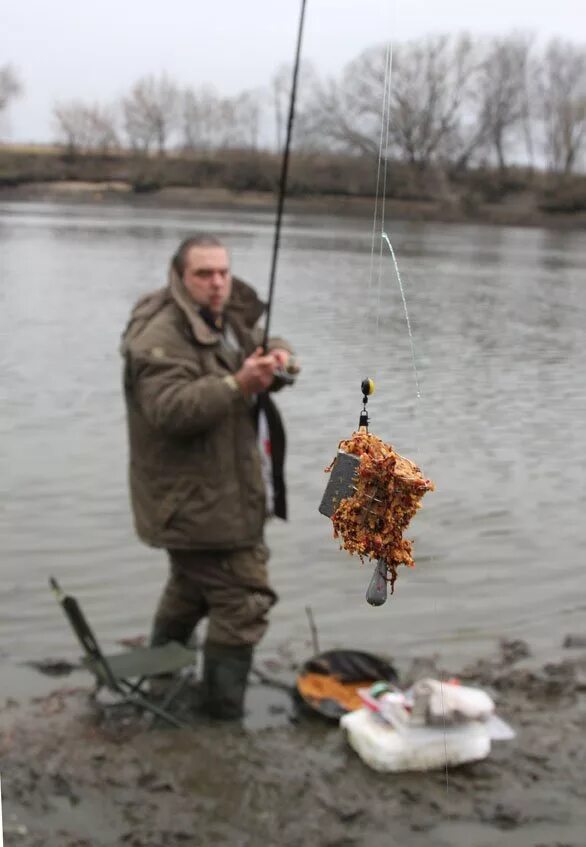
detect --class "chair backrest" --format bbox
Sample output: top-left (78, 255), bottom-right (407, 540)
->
top-left (49, 576), bottom-right (119, 689)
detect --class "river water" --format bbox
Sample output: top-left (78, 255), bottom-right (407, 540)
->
top-left (1, 201), bottom-right (585, 686)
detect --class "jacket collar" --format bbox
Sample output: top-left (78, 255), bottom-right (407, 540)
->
top-left (168, 267), bottom-right (266, 345)
top-left (168, 268), bottom-right (220, 347)
top-left (167, 269), bottom-right (243, 372)
top-left (227, 276), bottom-right (266, 328)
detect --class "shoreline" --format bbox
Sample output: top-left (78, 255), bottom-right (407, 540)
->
top-left (2, 180), bottom-right (585, 230)
top-left (2, 637), bottom-right (585, 846)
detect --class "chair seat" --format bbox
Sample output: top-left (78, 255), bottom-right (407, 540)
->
top-left (83, 641), bottom-right (196, 681)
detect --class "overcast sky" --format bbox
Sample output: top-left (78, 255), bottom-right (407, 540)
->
top-left (1, 0), bottom-right (583, 142)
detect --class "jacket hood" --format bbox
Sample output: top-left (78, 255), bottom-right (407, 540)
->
top-left (168, 267), bottom-right (266, 345)
top-left (227, 276), bottom-right (266, 328)
top-left (121, 267), bottom-right (267, 354)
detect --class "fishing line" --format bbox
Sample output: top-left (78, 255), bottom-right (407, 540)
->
top-left (381, 232), bottom-right (421, 399)
top-left (374, 46), bottom-right (393, 350)
top-left (380, 227), bottom-right (450, 793)
top-left (366, 44), bottom-right (393, 384)
top-left (367, 42), bottom-right (393, 314)
top-left (379, 185), bottom-right (449, 798)
top-left (366, 16), bottom-right (449, 791)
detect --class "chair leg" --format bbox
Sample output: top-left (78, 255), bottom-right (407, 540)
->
top-left (115, 680), bottom-right (192, 730)
top-left (127, 691), bottom-right (189, 730)
top-left (126, 677), bottom-right (147, 694)
top-left (159, 672), bottom-right (192, 713)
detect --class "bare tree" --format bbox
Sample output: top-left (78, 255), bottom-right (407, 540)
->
top-left (53, 101), bottom-right (92, 154)
top-left (472, 34), bottom-right (533, 171)
top-left (443, 93), bottom-right (492, 174)
top-left (213, 97), bottom-right (238, 149)
top-left (537, 39), bottom-right (586, 174)
top-left (0, 64), bottom-right (22, 112)
top-left (122, 74), bottom-right (180, 154)
top-left (233, 90), bottom-right (262, 150)
top-left (183, 86), bottom-right (235, 151)
top-left (270, 61), bottom-right (319, 153)
top-left (300, 37), bottom-right (479, 168)
top-left (0, 64), bottom-right (23, 136)
top-left (183, 87), bottom-right (206, 151)
top-left (85, 103), bottom-right (119, 153)
top-left (271, 64), bottom-right (291, 151)
top-left (183, 86), bottom-right (264, 152)
top-left (53, 101), bottom-right (119, 154)
top-left (183, 86), bottom-right (215, 151)
top-left (391, 35), bottom-right (479, 169)
top-left (299, 62), bottom-right (383, 156)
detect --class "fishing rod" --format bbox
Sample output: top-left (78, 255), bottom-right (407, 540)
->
top-left (262, 0), bottom-right (307, 371)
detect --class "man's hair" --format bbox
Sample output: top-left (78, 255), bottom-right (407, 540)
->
top-left (172, 234), bottom-right (226, 275)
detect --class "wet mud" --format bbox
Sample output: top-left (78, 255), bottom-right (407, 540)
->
top-left (2, 639), bottom-right (586, 847)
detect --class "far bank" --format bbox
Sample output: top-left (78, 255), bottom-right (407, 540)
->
top-left (1, 146), bottom-right (585, 230)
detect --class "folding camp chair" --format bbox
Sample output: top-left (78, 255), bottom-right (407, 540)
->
top-left (49, 576), bottom-right (196, 729)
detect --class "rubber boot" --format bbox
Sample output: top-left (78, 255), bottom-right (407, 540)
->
top-left (202, 642), bottom-right (253, 720)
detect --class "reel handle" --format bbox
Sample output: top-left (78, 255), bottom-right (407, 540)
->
top-left (272, 369), bottom-right (297, 386)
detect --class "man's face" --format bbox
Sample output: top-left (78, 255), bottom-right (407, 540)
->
top-left (182, 245), bottom-right (232, 315)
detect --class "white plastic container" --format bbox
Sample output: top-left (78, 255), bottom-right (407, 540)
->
top-left (340, 708), bottom-right (492, 772)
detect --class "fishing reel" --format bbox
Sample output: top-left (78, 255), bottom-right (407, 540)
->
top-left (273, 354), bottom-right (300, 386)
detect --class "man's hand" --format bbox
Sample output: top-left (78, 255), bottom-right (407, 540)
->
top-left (269, 348), bottom-right (290, 370)
top-left (234, 348), bottom-right (280, 396)
top-left (269, 348), bottom-right (300, 376)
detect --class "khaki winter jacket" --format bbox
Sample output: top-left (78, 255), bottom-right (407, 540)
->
top-left (121, 268), bottom-right (291, 550)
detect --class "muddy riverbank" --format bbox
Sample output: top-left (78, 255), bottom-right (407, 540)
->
top-left (2, 638), bottom-right (585, 847)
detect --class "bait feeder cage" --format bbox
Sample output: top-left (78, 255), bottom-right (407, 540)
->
top-left (318, 378), bottom-right (389, 606)
top-left (318, 379), bottom-right (434, 607)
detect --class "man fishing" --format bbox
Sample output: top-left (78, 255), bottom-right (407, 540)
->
top-left (120, 234), bottom-right (296, 719)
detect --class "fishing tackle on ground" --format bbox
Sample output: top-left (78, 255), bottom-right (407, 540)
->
top-left (319, 379), bottom-right (435, 605)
